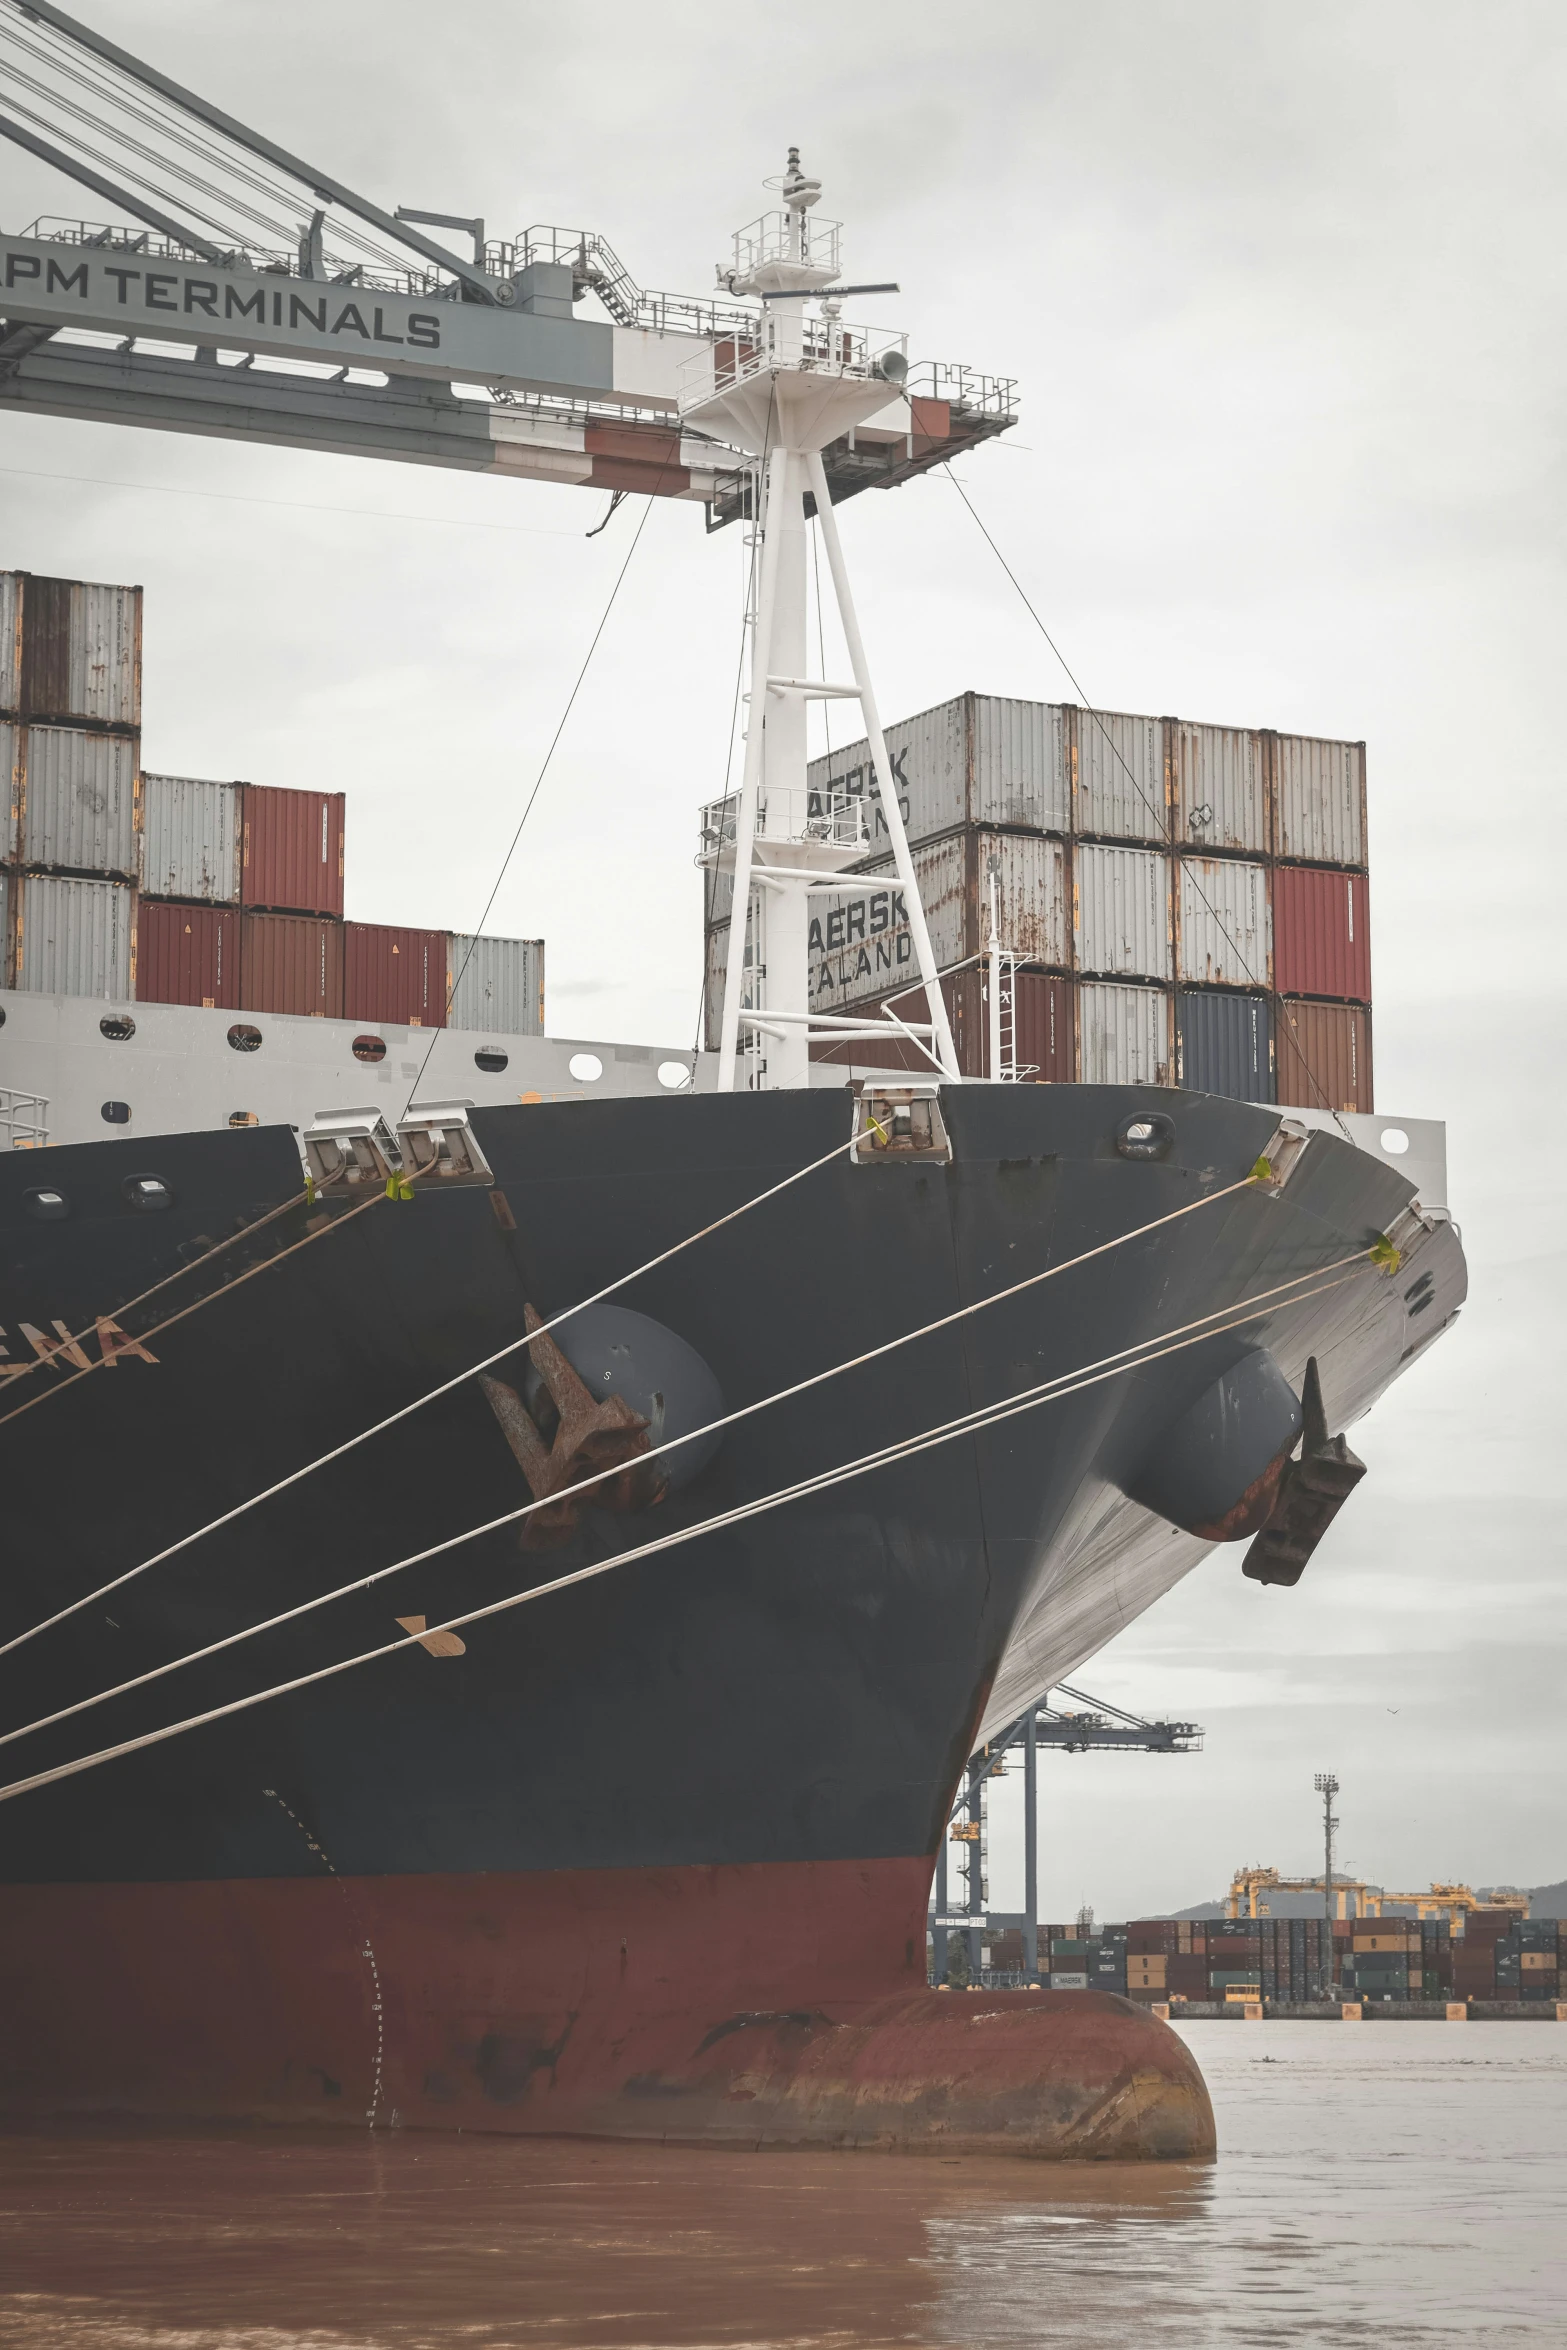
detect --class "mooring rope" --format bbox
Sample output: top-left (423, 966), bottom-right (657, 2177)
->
top-left (0, 1238), bottom-right (1373, 1765)
top-left (0, 1256), bottom-right (1371, 1807)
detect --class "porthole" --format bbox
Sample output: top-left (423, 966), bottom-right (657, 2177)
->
top-left (657, 1060), bottom-right (692, 1090)
top-left (228, 1110), bottom-right (259, 1128)
top-left (100, 1013), bottom-right (136, 1042)
top-left (474, 1047), bottom-right (509, 1074)
top-left (1379, 1127), bottom-right (1410, 1156)
top-left (0, 1005), bottom-right (6, 1027)
top-left (352, 1035), bottom-right (387, 1064)
top-left (123, 1174), bottom-right (172, 1211)
top-left (23, 1187), bottom-right (69, 1222)
top-left (227, 1023), bottom-right (262, 1053)
top-left (101, 1100), bottom-right (131, 1125)
top-left (568, 1052), bottom-right (603, 1084)
top-left (1114, 1110), bottom-right (1175, 1162)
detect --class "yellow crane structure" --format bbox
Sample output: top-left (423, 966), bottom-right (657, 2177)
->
top-left (1227, 1867), bottom-right (1529, 1927)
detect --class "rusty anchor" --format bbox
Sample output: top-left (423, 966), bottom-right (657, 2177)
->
top-left (480, 1305), bottom-right (670, 1545)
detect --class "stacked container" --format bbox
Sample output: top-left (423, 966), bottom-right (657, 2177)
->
top-left (704, 690), bottom-right (1373, 1109)
top-left (1, 570), bottom-right (142, 999)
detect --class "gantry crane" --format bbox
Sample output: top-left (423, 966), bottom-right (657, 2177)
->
top-left (0, 1), bottom-right (1014, 526)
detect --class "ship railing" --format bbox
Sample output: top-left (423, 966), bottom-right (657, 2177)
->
top-left (677, 318), bottom-right (907, 418)
top-left (0, 1089), bottom-right (49, 1150)
top-left (728, 209), bottom-right (842, 286)
top-left (20, 217), bottom-right (453, 299)
top-left (505, 227), bottom-right (760, 341)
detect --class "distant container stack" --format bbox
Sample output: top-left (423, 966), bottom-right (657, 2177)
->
top-left (1, 569), bottom-right (142, 1000)
top-left (961, 1911), bottom-right (1565, 2006)
top-left (702, 691), bottom-right (1374, 1109)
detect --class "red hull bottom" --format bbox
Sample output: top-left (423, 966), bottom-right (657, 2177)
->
top-left (0, 1859), bottom-right (1214, 2160)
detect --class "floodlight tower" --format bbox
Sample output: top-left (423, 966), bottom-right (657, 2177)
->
top-left (686, 152), bottom-right (960, 1092)
top-left (1315, 1770), bottom-right (1340, 1985)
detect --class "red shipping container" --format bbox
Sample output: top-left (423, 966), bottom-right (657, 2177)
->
top-left (137, 899), bottom-right (242, 1009)
top-left (241, 784), bottom-right (345, 916)
top-left (1276, 999), bottom-right (1373, 1113)
top-left (344, 922), bottom-right (449, 1028)
top-left (1273, 864), bottom-right (1371, 1002)
top-left (240, 912), bottom-right (344, 1017)
top-left (1126, 1923), bottom-right (1181, 1954)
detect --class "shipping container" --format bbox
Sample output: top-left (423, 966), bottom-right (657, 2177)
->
top-left (0, 572), bottom-right (19, 712)
top-left (240, 912), bottom-right (344, 1018)
top-left (1273, 863), bottom-right (1371, 1002)
top-left (805, 692), bottom-right (1070, 854)
top-left (1276, 997), bottom-right (1373, 1112)
top-left (809, 829), bottom-right (1070, 1014)
top-left (1177, 855), bottom-right (1270, 988)
top-left (5, 572), bottom-right (142, 728)
top-left (1069, 707), bottom-right (1166, 843)
top-left (1273, 732), bottom-right (1366, 867)
top-left (241, 784), bottom-right (345, 916)
top-left (12, 726), bottom-right (140, 877)
top-left (1073, 843), bottom-right (1170, 978)
top-left (345, 922), bottom-right (449, 1028)
top-left (8, 872), bottom-right (135, 998)
top-left (1170, 720), bottom-right (1267, 854)
top-left (1176, 989), bottom-right (1274, 1102)
top-left (141, 774), bottom-right (243, 904)
top-left (447, 932), bottom-right (545, 1035)
top-left (136, 899), bottom-right (242, 1010)
top-left (1079, 981), bottom-right (1171, 1085)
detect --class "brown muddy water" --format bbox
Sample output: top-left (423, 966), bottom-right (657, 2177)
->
top-left (0, 2024), bottom-right (1562, 2348)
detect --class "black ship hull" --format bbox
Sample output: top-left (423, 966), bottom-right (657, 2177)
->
top-left (0, 1083), bottom-right (1462, 2151)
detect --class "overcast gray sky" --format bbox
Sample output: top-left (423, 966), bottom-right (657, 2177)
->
top-left (2, 0), bottom-right (1563, 1918)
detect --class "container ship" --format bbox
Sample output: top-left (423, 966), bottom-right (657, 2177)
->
top-left (0, 52), bottom-right (1464, 2160)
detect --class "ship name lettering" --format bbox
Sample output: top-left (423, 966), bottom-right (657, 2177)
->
top-left (0, 1318), bottom-right (158, 1376)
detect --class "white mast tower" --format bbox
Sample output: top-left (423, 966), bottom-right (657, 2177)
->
top-left (685, 153), bottom-right (960, 1092)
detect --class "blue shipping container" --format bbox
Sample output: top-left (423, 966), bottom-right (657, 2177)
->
top-left (1176, 988), bottom-right (1274, 1103)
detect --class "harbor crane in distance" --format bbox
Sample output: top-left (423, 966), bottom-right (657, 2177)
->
top-left (1227, 1865), bottom-right (1531, 1927)
top-left (932, 1686), bottom-right (1204, 1985)
top-left (0, 0), bottom-right (1015, 525)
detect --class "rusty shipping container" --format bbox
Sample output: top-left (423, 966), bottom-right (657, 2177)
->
top-left (7, 871), bottom-right (135, 998)
top-left (344, 922), bottom-right (449, 1028)
top-left (1276, 998), bottom-right (1373, 1113)
top-left (240, 912), bottom-right (344, 1018)
top-left (1273, 863), bottom-right (1371, 1002)
top-left (1170, 720), bottom-right (1267, 854)
top-left (1069, 707), bottom-right (1167, 845)
top-left (9, 725), bottom-right (140, 877)
top-left (1272, 732), bottom-right (1366, 867)
top-left (137, 899), bottom-right (242, 1010)
top-left (1, 571), bottom-right (142, 728)
top-left (1177, 855), bottom-right (1270, 988)
top-left (241, 784), bottom-right (345, 917)
top-left (807, 829), bottom-right (1069, 1016)
top-left (141, 774), bottom-right (243, 904)
top-left (1079, 981), bottom-right (1171, 1085)
top-left (806, 692), bottom-right (1070, 855)
top-left (1073, 843), bottom-right (1171, 980)
top-left (809, 965), bottom-right (1074, 1082)
top-left (447, 932), bottom-right (545, 1036)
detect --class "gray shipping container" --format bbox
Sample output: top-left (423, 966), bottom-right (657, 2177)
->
top-left (1070, 707), bottom-right (1166, 843)
top-left (1176, 989), bottom-right (1274, 1103)
top-left (1170, 720), bottom-right (1266, 854)
top-left (808, 829), bottom-right (1069, 1013)
top-left (805, 692), bottom-right (1070, 854)
top-left (1073, 842), bottom-right (1171, 979)
top-left (9, 872), bottom-right (135, 998)
top-left (1176, 855), bottom-right (1270, 988)
top-left (1274, 734), bottom-right (1366, 867)
top-left (13, 726), bottom-right (140, 876)
top-left (141, 773), bottom-right (243, 903)
top-left (1080, 981), bottom-right (1171, 1085)
top-left (447, 932), bottom-right (544, 1035)
top-left (2, 573), bottom-right (142, 727)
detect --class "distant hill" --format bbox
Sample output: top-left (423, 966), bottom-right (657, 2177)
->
top-left (1170, 1900), bottom-right (1226, 1919)
top-left (1527, 1880), bottom-right (1567, 1918)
